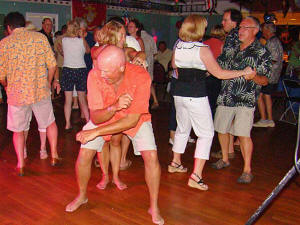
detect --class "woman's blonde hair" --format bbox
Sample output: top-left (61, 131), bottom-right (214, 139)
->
top-left (210, 25), bottom-right (225, 41)
top-left (95, 20), bottom-right (124, 46)
top-left (65, 19), bottom-right (80, 37)
top-left (179, 15), bottom-right (207, 42)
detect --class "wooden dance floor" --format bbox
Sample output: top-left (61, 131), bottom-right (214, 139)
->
top-left (0, 98), bottom-right (299, 225)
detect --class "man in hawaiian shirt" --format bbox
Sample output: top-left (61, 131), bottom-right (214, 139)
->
top-left (253, 22), bottom-right (283, 128)
top-left (212, 17), bottom-right (272, 184)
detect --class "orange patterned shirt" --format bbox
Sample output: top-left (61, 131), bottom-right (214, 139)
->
top-left (0, 28), bottom-right (56, 106)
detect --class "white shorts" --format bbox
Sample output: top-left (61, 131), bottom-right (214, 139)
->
top-left (7, 97), bottom-right (55, 132)
top-left (80, 120), bottom-right (157, 153)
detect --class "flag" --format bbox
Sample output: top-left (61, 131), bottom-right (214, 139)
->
top-left (72, 0), bottom-right (106, 31)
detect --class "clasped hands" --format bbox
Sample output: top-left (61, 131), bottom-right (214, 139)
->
top-left (243, 67), bottom-right (257, 80)
top-left (76, 93), bottom-right (133, 144)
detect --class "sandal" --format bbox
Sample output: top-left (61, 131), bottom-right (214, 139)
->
top-left (237, 172), bottom-right (253, 184)
top-left (188, 173), bottom-right (208, 191)
top-left (168, 161), bottom-right (187, 173)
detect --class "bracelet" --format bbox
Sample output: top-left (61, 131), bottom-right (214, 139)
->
top-left (54, 79), bottom-right (59, 82)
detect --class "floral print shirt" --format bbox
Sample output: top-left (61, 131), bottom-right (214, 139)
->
top-left (217, 39), bottom-right (272, 108)
top-left (0, 28), bottom-right (56, 106)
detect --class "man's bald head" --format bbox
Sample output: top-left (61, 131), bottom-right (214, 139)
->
top-left (96, 45), bottom-right (126, 85)
top-left (97, 45), bottom-right (126, 69)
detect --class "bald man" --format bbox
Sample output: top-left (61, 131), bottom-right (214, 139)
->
top-left (66, 45), bottom-right (163, 225)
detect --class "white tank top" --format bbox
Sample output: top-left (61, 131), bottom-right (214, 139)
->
top-left (174, 40), bottom-right (207, 71)
top-left (62, 37), bottom-right (86, 68)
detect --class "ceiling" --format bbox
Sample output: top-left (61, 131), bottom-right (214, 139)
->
top-left (71, 0), bottom-right (300, 13)
top-left (231, 0), bottom-right (300, 12)
top-left (82, 0), bottom-right (214, 13)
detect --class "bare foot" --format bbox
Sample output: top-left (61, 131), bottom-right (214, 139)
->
top-left (112, 178), bottom-right (127, 190)
top-left (119, 160), bottom-right (132, 171)
top-left (96, 174), bottom-right (109, 190)
top-left (65, 196), bottom-right (88, 212)
top-left (148, 208), bottom-right (164, 225)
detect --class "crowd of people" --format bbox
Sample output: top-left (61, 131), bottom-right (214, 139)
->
top-left (0, 7), bottom-right (292, 224)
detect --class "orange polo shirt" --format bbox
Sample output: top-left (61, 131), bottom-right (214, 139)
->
top-left (87, 62), bottom-right (151, 138)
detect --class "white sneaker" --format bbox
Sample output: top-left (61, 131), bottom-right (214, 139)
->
top-left (40, 149), bottom-right (48, 159)
top-left (253, 119), bottom-right (275, 128)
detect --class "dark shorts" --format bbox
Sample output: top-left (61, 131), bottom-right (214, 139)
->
top-left (261, 83), bottom-right (278, 95)
top-left (61, 67), bottom-right (88, 92)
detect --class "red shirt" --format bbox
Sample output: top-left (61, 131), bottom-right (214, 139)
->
top-left (87, 62), bottom-right (151, 138)
top-left (204, 37), bottom-right (224, 59)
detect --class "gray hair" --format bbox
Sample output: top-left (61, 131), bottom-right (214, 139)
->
top-left (263, 23), bottom-right (276, 33)
top-left (245, 16), bottom-right (261, 30)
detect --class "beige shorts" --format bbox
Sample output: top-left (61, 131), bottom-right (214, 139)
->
top-left (80, 120), bottom-right (157, 153)
top-left (7, 97), bottom-right (55, 132)
top-left (214, 106), bottom-right (255, 137)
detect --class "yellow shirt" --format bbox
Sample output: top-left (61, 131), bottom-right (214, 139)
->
top-left (0, 28), bottom-right (56, 106)
top-left (154, 48), bottom-right (173, 72)
top-left (54, 35), bottom-right (64, 68)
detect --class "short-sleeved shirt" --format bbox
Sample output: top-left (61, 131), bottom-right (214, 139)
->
top-left (265, 35), bottom-right (283, 84)
top-left (0, 28), bottom-right (56, 106)
top-left (155, 48), bottom-right (173, 72)
top-left (87, 62), bottom-right (151, 138)
top-left (204, 37), bottom-right (224, 59)
top-left (54, 35), bottom-right (64, 68)
top-left (217, 39), bottom-right (272, 108)
top-left (217, 27), bottom-right (240, 69)
top-left (141, 30), bottom-right (157, 76)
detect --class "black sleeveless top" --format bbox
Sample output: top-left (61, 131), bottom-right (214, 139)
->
top-left (172, 68), bottom-right (208, 97)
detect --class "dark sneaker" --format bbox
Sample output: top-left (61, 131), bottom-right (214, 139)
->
top-left (237, 172), bottom-right (253, 184)
top-left (211, 159), bottom-right (230, 169)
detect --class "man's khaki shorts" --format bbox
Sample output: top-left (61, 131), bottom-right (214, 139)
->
top-left (7, 97), bottom-right (55, 132)
top-left (214, 106), bottom-right (255, 137)
top-left (80, 121), bottom-right (157, 152)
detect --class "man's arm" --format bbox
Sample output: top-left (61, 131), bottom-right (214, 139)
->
top-left (90, 93), bottom-right (133, 125)
top-left (251, 74), bottom-right (269, 86)
top-left (77, 113), bottom-right (141, 144)
top-left (48, 65), bottom-right (58, 85)
top-left (51, 67), bottom-right (61, 94)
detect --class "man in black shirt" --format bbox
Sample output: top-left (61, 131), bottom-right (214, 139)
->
top-left (39, 18), bottom-right (54, 48)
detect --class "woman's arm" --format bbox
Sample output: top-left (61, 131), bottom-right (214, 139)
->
top-left (137, 38), bottom-right (145, 52)
top-left (200, 46), bottom-right (255, 79)
top-left (82, 38), bottom-right (91, 54)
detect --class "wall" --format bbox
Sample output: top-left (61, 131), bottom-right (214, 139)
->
top-left (107, 8), bottom-right (222, 48)
top-left (0, 1), bottom-right (223, 47)
top-left (0, 0), bottom-right (71, 37)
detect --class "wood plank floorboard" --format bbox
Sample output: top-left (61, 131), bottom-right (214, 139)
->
top-left (0, 98), bottom-right (299, 225)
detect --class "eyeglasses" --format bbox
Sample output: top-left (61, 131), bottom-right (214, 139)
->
top-left (239, 26), bottom-right (257, 30)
